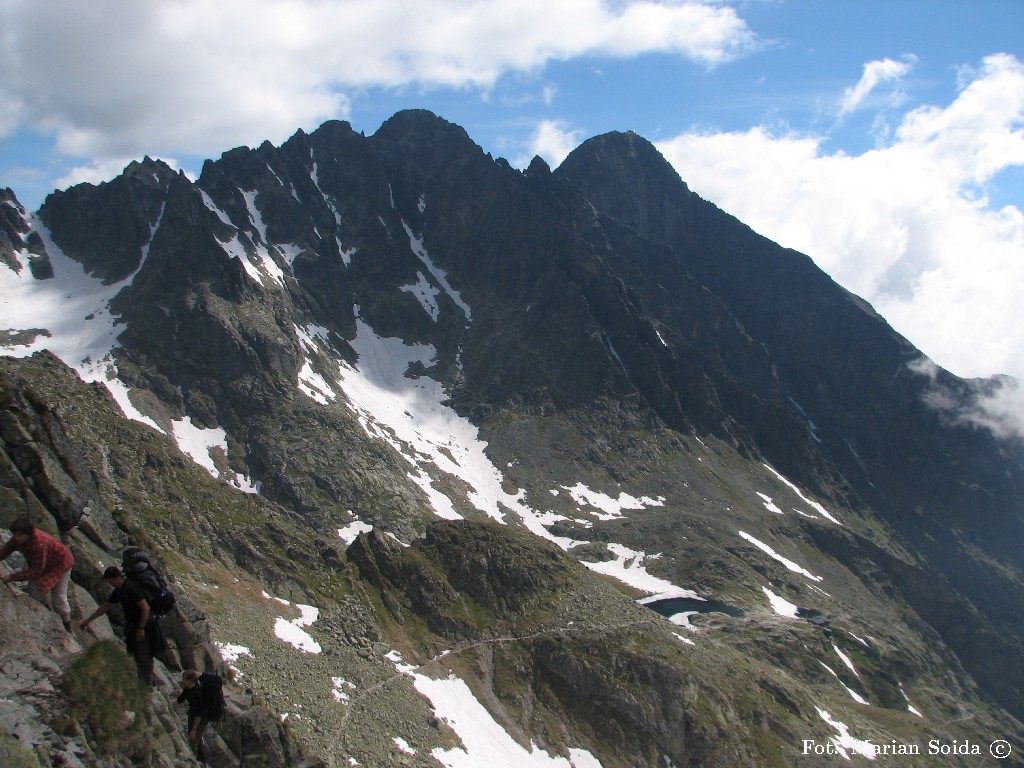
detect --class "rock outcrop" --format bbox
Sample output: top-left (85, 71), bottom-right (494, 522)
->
top-left (0, 356), bottom-right (314, 768)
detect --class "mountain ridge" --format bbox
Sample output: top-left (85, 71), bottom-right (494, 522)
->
top-left (2, 108), bottom-right (1023, 766)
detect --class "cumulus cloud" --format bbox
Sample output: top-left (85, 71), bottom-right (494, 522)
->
top-left (839, 56), bottom-right (916, 117)
top-left (968, 378), bottom-right (1024, 440)
top-left (521, 119), bottom-right (584, 168)
top-left (0, 0), bottom-right (755, 162)
top-left (656, 53), bottom-right (1024, 438)
top-left (908, 359), bottom-right (1024, 441)
top-left (656, 56), bottom-right (1024, 373)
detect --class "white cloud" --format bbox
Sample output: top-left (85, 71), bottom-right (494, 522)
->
top-left (968, 377), bottom-right (1024, 440)
top-left (655, 54), bottom-right (1024, 437)
top-left (0, 0), bottom-right (755, 164)
top-left (839, 56), bottom-right (915, 117)
top-left (655, 54), bottom-right (1024, 403)
top-left (908, 359), bottom-right (1024, 440)
top-left (522, 119), bottom-right (584, 168)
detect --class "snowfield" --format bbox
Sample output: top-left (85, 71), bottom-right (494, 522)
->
top-left (386, 651), bottom-right (603, 768)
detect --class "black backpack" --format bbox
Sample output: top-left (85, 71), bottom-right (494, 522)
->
top-left (199, 672), bottom-right (226, 721)
top-left (121, 547), bottom-right (177, 617)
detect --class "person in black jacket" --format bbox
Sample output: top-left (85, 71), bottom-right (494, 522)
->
top-left (177, 669), bottom-right (210, 763)
top-left (80, 565), bottom-right (166, 685)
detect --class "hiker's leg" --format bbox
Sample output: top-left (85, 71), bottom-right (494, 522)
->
top-left (50, 569), bottom-right (72, 624)
top-left (130, 633), bottom-right (154, 685)
top-left (195, 717), bottom-right (208, 761)
top-left (26, 580), bottom-right (52, 609)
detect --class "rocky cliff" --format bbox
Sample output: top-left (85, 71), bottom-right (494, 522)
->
top-left (0, 353), bottom-right (321, 767)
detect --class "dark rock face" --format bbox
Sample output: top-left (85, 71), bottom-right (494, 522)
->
top-left (1, 188), bottom-right (30, 274)
top-left (39, 158), bottom-right (179, 284)
top-left (530, 636), bottom-right (695, 765)
top-left (0, 189), bottom-right (52, 281)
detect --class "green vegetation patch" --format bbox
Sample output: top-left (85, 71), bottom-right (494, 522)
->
top-left (0, 733), bottom-right (42, 768)
top-left (62, 640), bottom-right (153, 760)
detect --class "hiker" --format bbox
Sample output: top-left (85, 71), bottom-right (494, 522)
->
top-left (177, 669), bottom-right (225, 764)
top-left (80, 565), bottom-right (166, 685)
top-left (0, 516), bottom-right (74, 631)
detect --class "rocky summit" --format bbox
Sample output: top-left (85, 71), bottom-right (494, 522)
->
top-left (1, 109), bottom-right (1023, 767)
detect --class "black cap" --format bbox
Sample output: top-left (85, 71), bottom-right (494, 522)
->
top-left (102, 566), bottom-right (122, 579)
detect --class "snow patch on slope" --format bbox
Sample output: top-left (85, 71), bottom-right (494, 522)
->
top-left (241, 189), bottom-right (268, 243)
top-left (581, 543), bottom-right (684, 595)
top-left (388, 651), bottom-right (603, 768)
top-left (0, 215), bottom-right (158, 428)
top-left (832, 643), bottom-right (860, 678)
top-left (816, 708), bottom-right (877, 759)
top-left (738, 531), bottom-right (823, 583)
top-left (338, 519), bottom-right (374, 544)
top-left (762, 464), bottom-right (842, 524)
top-left (820, 662), bottom-right (869, 705)
top-left (899, 682), bottom-right (924, 718)
top-left (200, 190), bottom-right (285, 287)
top-left (170, 416), bottom-right (227, 475)
top-left (332, 676), bottom-right (357, 703)
top-left (298, 359), bottom-right (337, 404)
top-left (215, 642), bottom-right (254, 678)
top-left (561, 482), bottom-right (665, 520)
top-left (337, 317), bottom-right (521, 522)
top-left (761, 586), bottom-right (799, 618)
top-left (169, 415), bottom-right (261, 493)
top-left (103, 375), bottom-right (163, 431)
top-left (294, 324), bottom-right (341, 404)
top-left (401, 271), bottom-right (442, 321)
top-left (756, 492), bottom-right (784, 515)
top-left (402, 222), bottom-right (471, 321)
top-left (263, 592), bottom-right (322, 655)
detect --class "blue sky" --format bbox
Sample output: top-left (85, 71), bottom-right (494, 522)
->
top-left (1, 0), bottom-right (1023, 432)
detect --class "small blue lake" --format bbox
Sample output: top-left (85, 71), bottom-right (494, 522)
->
top-left (643, 597), bottom-right (744, 618)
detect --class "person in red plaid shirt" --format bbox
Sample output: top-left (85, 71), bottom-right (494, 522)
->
top-left (1, 517), bottom-right (74, 630)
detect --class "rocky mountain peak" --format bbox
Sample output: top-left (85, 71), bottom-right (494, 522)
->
top-left (1, 187), bottom-right (27, 216)
top-left (122, 155), bottom-right (180, 186)
top-left (373, 108), bottom-right (474, 148)
top-left (371, 109), bottom-right (486, 187)
top-left (37, 158), bottom-right (179, 284)
top-left (556, 130), bottom-right (698, 239)
top-left (1, 188), bottom-right (30, 274)
top-left (1, 188), bottom-right (54, 280)
top-left (524, 155), bottom-right (552, 178)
